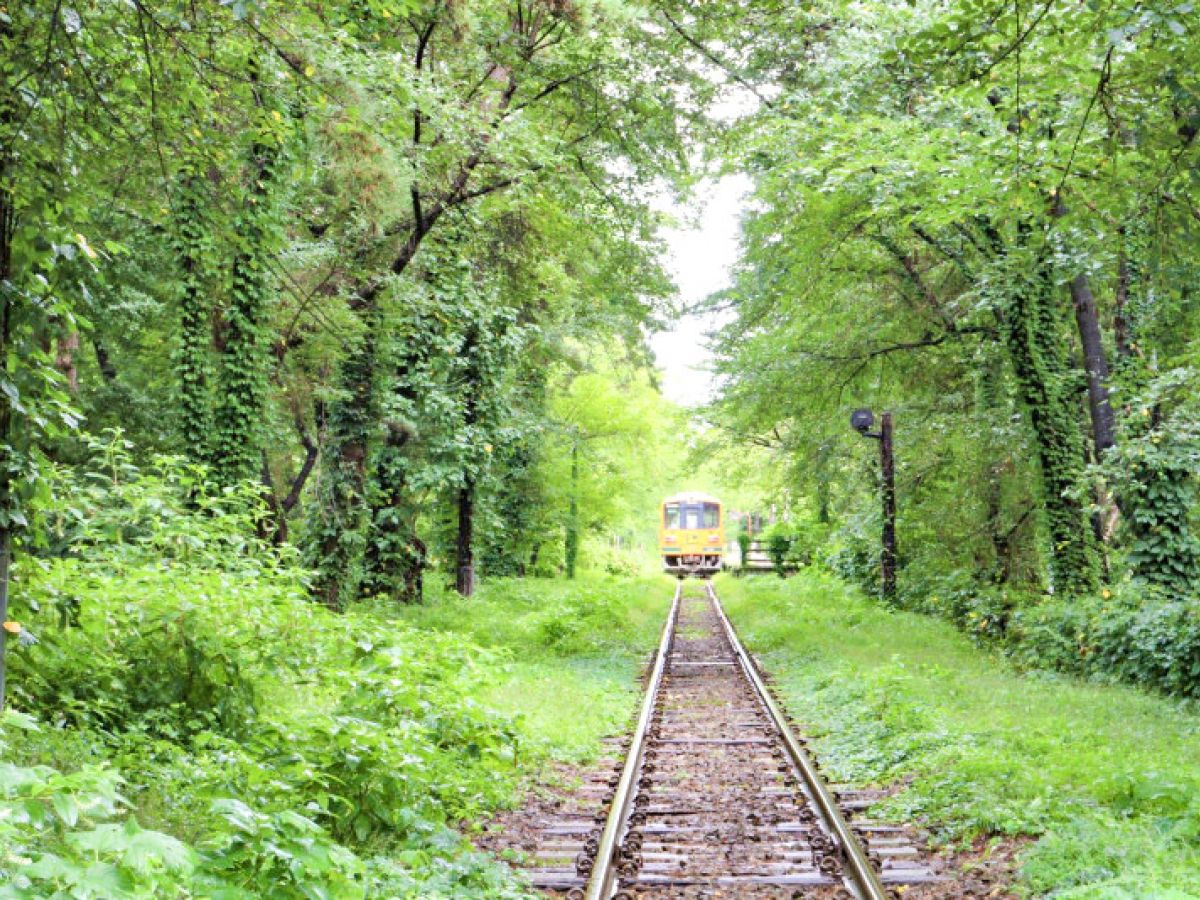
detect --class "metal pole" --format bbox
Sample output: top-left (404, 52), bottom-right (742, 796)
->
top-left (879, 412), bottom-right (896, 602)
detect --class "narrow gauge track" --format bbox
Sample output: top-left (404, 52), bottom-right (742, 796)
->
top-left (526, 584), bottom-right (938, 899)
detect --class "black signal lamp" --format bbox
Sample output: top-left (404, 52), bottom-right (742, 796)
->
top-left (850, 408), bottom-right (875, 434)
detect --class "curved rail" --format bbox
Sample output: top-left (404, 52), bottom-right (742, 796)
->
top-left (707, 582), bottom-right (889, 900)
top-left (582, 583), bottom-right (681, 900)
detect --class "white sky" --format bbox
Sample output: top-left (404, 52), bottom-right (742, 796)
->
top-left (650, 173), bottom-right (753, 408)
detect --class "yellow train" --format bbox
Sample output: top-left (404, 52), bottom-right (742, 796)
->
top-left (659, 492), bottom-right (725, 577)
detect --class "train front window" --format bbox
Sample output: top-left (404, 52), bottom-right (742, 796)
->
top-left (677, 504), bottom-right (701, 529)
top-left (667, 501), bottom-right (720, 530)
top-left (664, 504), bottom-right (680, 528)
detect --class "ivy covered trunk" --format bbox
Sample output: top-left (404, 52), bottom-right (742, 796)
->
top-left (1111, 228), bottom-right (1200, 592)
top-left (172, 172), bottom-right (214, 463)
top-left (565, 439), bottom-right (579, 579)
top-left (455, 478), bottom-right (476, 597)
top-left (306, 318), bottom-right (379, 609)
top-left (361, 422), bottom-right (425, 603)
top-left (0, 35), bottom-right (13, 707)
top-left (478, 437), bottom-right (540, 576)
top-left (1125, 449), bottom-right (1200, 592)
top-left (1000, 249), bottom-right (1100, 595)
top-left (212, 127), bottom-right (280, 486)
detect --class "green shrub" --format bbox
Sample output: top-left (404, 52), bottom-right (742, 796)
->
top-left (761, 524), bottom-right (793, 574)
top-left (2, 443), bottom-right (538, 896)
top-left (1010, 583), bottom-right (1200, 697)
top-left (824, 528), bottom-right (878, 594)
top-left (783, 519), bottom-right (832, 568)
top-left (200, 799), bottom-right (365, 897)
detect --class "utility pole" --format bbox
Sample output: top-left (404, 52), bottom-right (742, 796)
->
top-left (879, 412), bottom-right (896, 602)
top-left (851, 408), bottom-right (897, 603)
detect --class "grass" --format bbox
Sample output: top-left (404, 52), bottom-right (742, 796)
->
top-left (391, 573), bottom-right (674, 762)
top-left (715, 571), bottom-right (1200, 898)
top-left (3, 562), bottom-right (674, 898)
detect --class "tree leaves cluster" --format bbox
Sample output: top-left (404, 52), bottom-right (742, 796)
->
top-left (701, 0), bottom-right (1200, 688)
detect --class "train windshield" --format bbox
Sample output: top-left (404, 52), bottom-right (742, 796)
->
top-left (664, 503), bottom-right (680, 528)
top-left (666, 502), bottom-right (720, 530)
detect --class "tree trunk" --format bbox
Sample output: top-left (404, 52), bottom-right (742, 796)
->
top-left (173, 174), bottom-right (214, 463)
top-left (259, 454), bottom-right (287, 544)
top-left (1001, 239), bottom-right (1100, 595)
top-left (455, 478), bottom-right (476, 597)
top-left (814, 445), bottom-right (831, 524)
top-left (212, 104), bottom-right (279, 486)
top-left (1053, 197), bottom-right (1117, 457)
top-left (1068, 272), bottom-right (1117, 454)
top-left (93, 337), bottom-right (119, 382)
top-left (55, 328), bottom-right (79, 394)
top-left (565, 440), bottom-right (579, 579)
top-left (0, 32), bottom-right (15, 709)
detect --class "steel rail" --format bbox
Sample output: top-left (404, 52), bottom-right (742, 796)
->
top-left (706, 583), bottom-right (890, 900)
top-left (583, 583), bottom-right (681, 900)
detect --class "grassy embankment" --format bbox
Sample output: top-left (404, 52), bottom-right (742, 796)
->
top-left (394, 573), bottom-right (672, 762)
top-left (717, 572), bottom-right (1200, 897)
top-left (2, 457), bottom-right (673, 898)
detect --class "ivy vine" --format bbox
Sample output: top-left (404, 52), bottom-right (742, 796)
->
top-left (995, 240), bottom-right (1099, 595)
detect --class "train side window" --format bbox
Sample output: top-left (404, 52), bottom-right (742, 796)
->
top-left (664, 504), bottom-right (680, 528)
top-left (703, 503), bottom-right (719, 528)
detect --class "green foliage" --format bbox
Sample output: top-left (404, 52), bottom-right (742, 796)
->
top-left (704, 0), bottom-right (1200, 679)
top-left (1102, 371), bottom-right (1200, 594)
top-left (717, 573), bottom-right (1200, 894)
top-left (202, 799), bottom-right (365, 897)
top-left (763, 525), bottom-right (792, 574)
top-left (171, 170), bottom-right (218, 464)
top-left (210, 93), bottom-right (290, 487)
top-left (1010, 583), bottom-right (1200, 699)
top-left (735, 528), bottom-right (751, 568)
top-left (1, 446), bottom-right (688, 894)
top-left (1, 447), bottom-right (547, 895)
top-left (991, 248), bottom-right (1100, 595)
top-left (0, 744), bottom-right (200, 900)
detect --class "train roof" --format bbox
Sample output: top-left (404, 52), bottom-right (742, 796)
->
top-left (662, 492), bottom-right (722, 504)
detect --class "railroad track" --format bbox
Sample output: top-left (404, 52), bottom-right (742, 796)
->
top-left (524, 583), bottom-right (939, 898)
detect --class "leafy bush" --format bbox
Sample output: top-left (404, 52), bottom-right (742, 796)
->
top-left (201, 799), bottom-right (365, 897)
top-left (763, 525), bottom-right (792, 574)
top-left (583, 541), bottom-right (642, 578)
top-left (716, 573), bottom-right (1200, 893)
top-left (2, 444), bottom-right (535, 896)
top-left (824, 527), bottom-right (879, 595)
top-left (783, 519), bottom-right (832, 568)
top-left (1010, 583), bottom-right (1200, 697)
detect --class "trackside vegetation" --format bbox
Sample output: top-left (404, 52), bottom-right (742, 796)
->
top-left (4, 0), bottom-right (1200, 896)
top-left (718, 573), bottom-right (1200, 896)
top-left (1, 447), bottom-right (665, 897)
top-left (699, 0), bottom-right (1200, 702)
